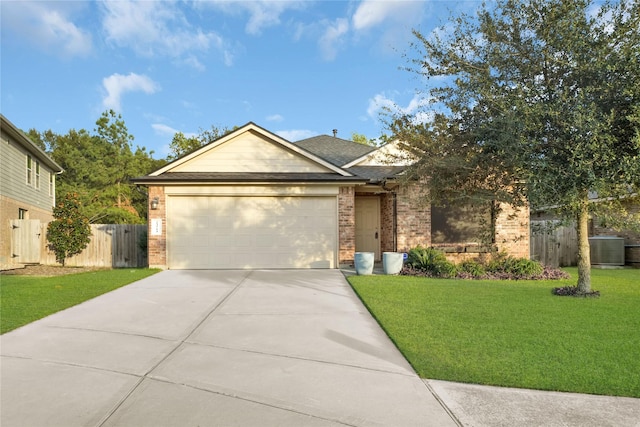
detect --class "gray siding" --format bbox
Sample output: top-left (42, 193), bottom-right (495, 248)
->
top-left (1, 129), bottom-right (56, 211)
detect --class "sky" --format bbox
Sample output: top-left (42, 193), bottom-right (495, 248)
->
top-left (1, 0), bottom-right (477, 159)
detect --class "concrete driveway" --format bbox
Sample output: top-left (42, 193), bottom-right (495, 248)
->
top-left (0, 270), bottom-right (458, 427)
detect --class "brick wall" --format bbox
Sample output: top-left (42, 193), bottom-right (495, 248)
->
top-left (147, 186), bottom-right (167, 269)
top-left (395, 184), bottom-right (431, 252)
top-left (494, 202), bottom-right (530, 259)
top-left (380, 192), bottom-right (395, 253)
top-left (338, 186), bottom-right (355, 264)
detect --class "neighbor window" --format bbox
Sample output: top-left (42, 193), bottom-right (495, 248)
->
top-left (49, 172), bottom-right (54, 196)
top-left (26, 155), bottom-right (32, 185)
top-left (35, 161), bottom-right (41, 189)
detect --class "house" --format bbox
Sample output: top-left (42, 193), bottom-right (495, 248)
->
top-left (133, 122), bottom-right (529, 269)
top-left (1, 115), bottom-right (63, 267)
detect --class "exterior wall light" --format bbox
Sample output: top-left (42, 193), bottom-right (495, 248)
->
top-left (150, 197), bottom-right (160, 210)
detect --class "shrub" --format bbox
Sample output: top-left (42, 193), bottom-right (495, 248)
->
top-left (46, 193), bottom-right (91, 266)
top-left (486, 252), bottom-right (543, 278)
top-left (458, 260), bottom-right (486, 278)
top-left (401, 246), bottom-right (566, 281)
top-left (406, 246), bottom-right (457, 278)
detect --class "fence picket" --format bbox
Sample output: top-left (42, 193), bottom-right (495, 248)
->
top-left (23, 223), bottom-right (148, 268)
top-left (530, 220), bottom-right (578, 267)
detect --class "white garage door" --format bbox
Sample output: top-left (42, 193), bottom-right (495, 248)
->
top-left (167, 196), bottom-right (337, 269)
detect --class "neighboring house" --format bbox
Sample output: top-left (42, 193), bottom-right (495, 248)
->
top-left (1, 114), bottom-right (63, 267)
top-left (133, 122), bottom-right (529, 269)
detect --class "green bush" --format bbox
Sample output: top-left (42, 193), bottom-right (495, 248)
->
top-left (487, 252), bottom-right (543, 277)
top-left (402, 247), bottom-right (556, 280)
top-left (458, 260), bottom-right (486, 278)
top-left (406, 246), bottom-right (457, 278)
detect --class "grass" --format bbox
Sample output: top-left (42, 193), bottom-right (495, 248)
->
top-left (348, 267), bottom-right (640, 398)
top-left (0, 269), bottom-right (160, 334)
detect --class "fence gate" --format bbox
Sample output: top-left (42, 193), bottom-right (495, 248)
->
top-left (10, 219), bottom-right (42, 264)
top-left (530, 220), bottom-right (578, 267)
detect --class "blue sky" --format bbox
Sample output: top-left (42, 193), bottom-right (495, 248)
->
top-left (1, 1), bottom-right (475, 159)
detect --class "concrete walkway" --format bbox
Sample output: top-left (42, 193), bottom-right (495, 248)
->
top-left (2, 269), bottom-right (639, 426)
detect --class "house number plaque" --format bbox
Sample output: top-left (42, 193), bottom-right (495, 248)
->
top-left (151, 218), bottom-right (162, 236)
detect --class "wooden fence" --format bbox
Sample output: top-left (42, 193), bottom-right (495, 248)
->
top-left (9, 220), bottom-right (147, 268)
top-left (530, 220), bottom-right (578, 267)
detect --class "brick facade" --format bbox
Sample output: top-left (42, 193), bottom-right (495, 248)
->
top-left (147, 186), bottom-right (167, 269)
top-left (380, 192), bottom-right (395, 253)
top-left (395, 184), bottom-right (431, 252)
top-left (144, 183), bottom-right (531, 269)
top-left (338, 186), bottom-right (355, 264)
top-left (494, 202), bottom-right (530, 259)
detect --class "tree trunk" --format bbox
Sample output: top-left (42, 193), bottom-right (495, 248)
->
top-left (576, 196), bottom-right (591, 293)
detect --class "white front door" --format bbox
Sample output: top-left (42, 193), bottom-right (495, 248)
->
top-left (355, 197), bottom-right (380, 260)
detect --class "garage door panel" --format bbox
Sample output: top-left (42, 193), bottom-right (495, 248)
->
top-left (167, 196), bottom-right (336, 269)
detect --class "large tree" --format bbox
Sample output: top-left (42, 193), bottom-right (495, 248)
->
top-left (391, 0), bottom-right (640, 293)
top-left (28, 111), bottom-right (165, 223)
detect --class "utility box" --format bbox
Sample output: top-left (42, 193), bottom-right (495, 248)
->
top-left (589, 236), bottom-right (625, 266)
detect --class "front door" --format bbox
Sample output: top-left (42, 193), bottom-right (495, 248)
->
top-left (355, 197), bottom-right (380, 260)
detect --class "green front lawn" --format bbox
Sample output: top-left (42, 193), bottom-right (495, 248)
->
top-left (348, 268), bottom-right (640, 398)
top-left (0, 269), bottom-right (160, 334)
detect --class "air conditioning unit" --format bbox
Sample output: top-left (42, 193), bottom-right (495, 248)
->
top-left (589, 236), bottom-right (625, 266)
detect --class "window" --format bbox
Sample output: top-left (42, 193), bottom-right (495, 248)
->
top-left (26, 155), bottom-right (32, 185)
top-left (431, 202), bottom-right (493, 244)
top-left (18, 208), bottom-right (28, 219)
top-left (49, 172), bottom-right (54, 196)
top-left (35, 161), bottom-right (41, 189)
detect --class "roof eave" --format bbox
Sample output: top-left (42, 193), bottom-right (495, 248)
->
top-left (1, 114), bottom-right (64, 173)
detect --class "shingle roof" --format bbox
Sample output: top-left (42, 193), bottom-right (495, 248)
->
top-left (293, 135), bottom-right (376, 167)
top-left (132, 172), bottom-right (367, 184)
top-left (346, 166), bottom-right (406, 182)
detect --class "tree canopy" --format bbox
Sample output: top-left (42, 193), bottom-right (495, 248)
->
top-left (166, 125), bottom-right (235, 161)
top-left (29, 111), bottom-right (166, 224)
top-left (391, 0), bottom-right (640, 292)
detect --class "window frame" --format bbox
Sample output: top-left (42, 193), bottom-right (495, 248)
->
top-left (26, 155), bottom-right (33, 185)
top-left (35, 161), bottom-right (41, 189)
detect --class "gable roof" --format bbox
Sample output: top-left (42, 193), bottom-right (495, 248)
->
top-left (150, 122), bottom-right (352, 177)
top-left (293, 135), bottom-right (376, 167)
top-left (1, 114), bottom-right (63, 173)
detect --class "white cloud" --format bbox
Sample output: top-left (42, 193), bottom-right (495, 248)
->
top-left (319, 18), bottom-right (350, 61)
top-left (276, 129), bottom-right (317, 141)
top-left (152, 123), bottom-right (197, 138)
top-left (367, 92), bottom-right (433, 124)
top-left (266, 114), bottom-right (284, 122)
top-left (102, 73), bottom-right (160, 111)
top-left (1, 2), bottom-right (92, 57)
top-left (200, 1), bottom-right (306, 35)
top-left (352, 0), bottom-right (425, 31)
top-left (100, 1), bottom-right (232, 68)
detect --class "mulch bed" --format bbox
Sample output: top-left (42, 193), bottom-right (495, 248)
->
top-left (0, 265), bottom-right (105, 276)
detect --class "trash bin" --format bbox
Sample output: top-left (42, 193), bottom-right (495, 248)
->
top-left (383, 252), bottom-right (404, 275)
top-left (354, 252), bottom-right (375, 275)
